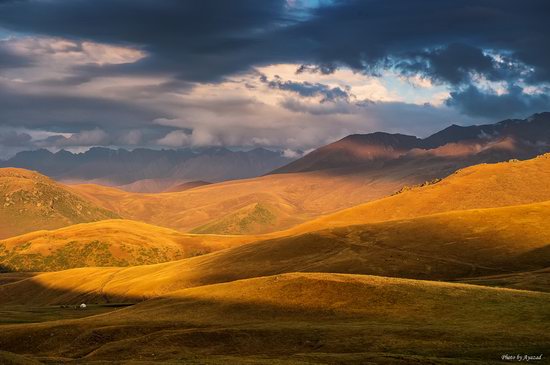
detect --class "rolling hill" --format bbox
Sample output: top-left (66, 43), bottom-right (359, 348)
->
top-left (2, 199), bottom-right (549, 305)
top-left (0, 273), bottom-right (548, 364)
top-left (67, 156), bottom-right (464, 235)
top-left (68, 151), bottom-right (550, 237)
top-left (290, 152), bottom-right (550, 234)
top-left (86, 178), bottom-right (211, 194)
top-left (163, 180), bottom-right (211, 192)
top-left (0, 168), bottom-right (119, 239)
top-left (114, 178), bottom-right (183, 193)
top-left (0, 219), bottom-right (250, 272)
top-left (0, 151), bottom-right (550, 272)
top-left (457, 268), bottom-right (550, 293)
top-left (189, 202), bottom-right (287, 235)
top-left (5, 114), bottom-right (550, 236)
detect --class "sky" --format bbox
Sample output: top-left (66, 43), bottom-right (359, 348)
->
top-left (0, 0), bottom-right (549, 158)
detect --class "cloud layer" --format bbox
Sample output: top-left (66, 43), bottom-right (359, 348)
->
top-left (0, 0), bottom-right (549, 157)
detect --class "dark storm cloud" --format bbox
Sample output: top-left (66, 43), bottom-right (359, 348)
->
top-left (260, 74), bottom-right (352, 102)
top-left (296, 63), bottom-right (338, 75)
top-left (1, 0), bottom-right (546, 84)
top-left (0, 0), bottom-right (550, 81)
top-left (0, 130), bottom-right (32, 146)
top-left (291, 1), bottom-right (550, 81)
top-left (0, 84), bottom-right (165, 131)
top-left (0, 0), bottom-right (293, 82)
top-left (0, 2), bottom-right (546, 73)
top-left (0, 0), bottom-right (548, 147)
top-left (396, 44), bottom-right (496, 85)
top-left (446, 85), bottom-right (550, 120)
top-left (0, 42), bottom-right (31, 68)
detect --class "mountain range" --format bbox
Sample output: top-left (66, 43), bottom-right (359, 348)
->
top-left (0, 147), bottom-right (293, 191)
top-left (3, 113), bottom-right (550, 193)
top-left (272, 112), bottom-right (550, 174)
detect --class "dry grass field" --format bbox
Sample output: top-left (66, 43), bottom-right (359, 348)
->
top-left (0, 220), bottom-right (252, 271)
top-left (68, 156), bottom-right (461, 235)
top-left (63, 153), bottom-right (550, 241)
top-left (0, 273), bottom-right (548, 364)
top-left (1, 199), bottom-right (549, 307)
top-left (1, 154), bottom-right (549, 364)
top-left (289, 153), bottom-right (550, 234)
top-left (0, 168), bottom-right (119, 239)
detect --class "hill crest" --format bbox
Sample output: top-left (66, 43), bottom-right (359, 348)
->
top-left (0, 168), bottom-right (119, 239)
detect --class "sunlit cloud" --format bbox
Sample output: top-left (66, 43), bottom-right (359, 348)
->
top-left (3, 36), bottom-right (145, 66)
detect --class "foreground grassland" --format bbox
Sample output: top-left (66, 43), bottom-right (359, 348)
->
top-left (0, 303), bottom-right (130, 325)
top-left (1, 155), bottom-right (550, 364)
top-left (1, 200), bottom-right (548, 306)
top-left (0, 273), bottom-right (548, 364)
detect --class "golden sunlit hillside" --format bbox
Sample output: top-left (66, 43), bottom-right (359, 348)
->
top-left (2, 199), bottom-right (549, 305)
top-left (0, 168), bottom-right (119, 239)
top-left (68, 157), bottom-right (460, 234)
top-left (190, 202), bottom-right (289, 235)
top-left (291, 153), bottom-right (550, 233)
top-left (65, 153), bottom-right (550, 237)
top-left (1, 1), bottom-right (549, 363)
top-left (0, 273), bottom-right (548, 364)
top-left (0, 219), bottom-right (250, 272)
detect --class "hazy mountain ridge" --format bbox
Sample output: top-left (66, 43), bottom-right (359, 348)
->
top-left (272, 112), bottom-right (550, 174)
top-left (0, 147), bottom-right (293, 188)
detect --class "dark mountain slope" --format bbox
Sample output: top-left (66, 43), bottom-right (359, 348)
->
top-left (272, 112), bottom-right (550, 174)
top-left (271, 132), bottom-right (421, 173)
top-left (1, 147), bottom-right (292, 187)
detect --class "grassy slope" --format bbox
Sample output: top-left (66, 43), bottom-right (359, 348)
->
top-left (0, 219), bottom-right (252, 272)
top-left (190, 202), bottom-right (281, 235)
top-left (1, 200), bottom-right (549, 305)
top-left (457, 268), bottom-right (550, 293)
top-left (3, 154), bottom-right (549, 273)
top-left (66, 154), bottom-right (550, 238)
top-left (0, 168), bottom-right (119, 239)
top-left (0, 273), bottom-right (548, 364)
top-left (290, 153), bottom-right (550, 234)
top-left (68, 157), bottom-right (458, 234)
top-left (0, 273), bottom-right (37, 285)
top-left (1, 156), bottom-right (549, 363)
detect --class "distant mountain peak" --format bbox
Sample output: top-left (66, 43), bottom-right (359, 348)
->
top-left (270, 112), bottom-right (550, 174)
top-left (0, 146), bottom-right (294, 187)
top-left (271, 131), bottom-right (422, 174)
